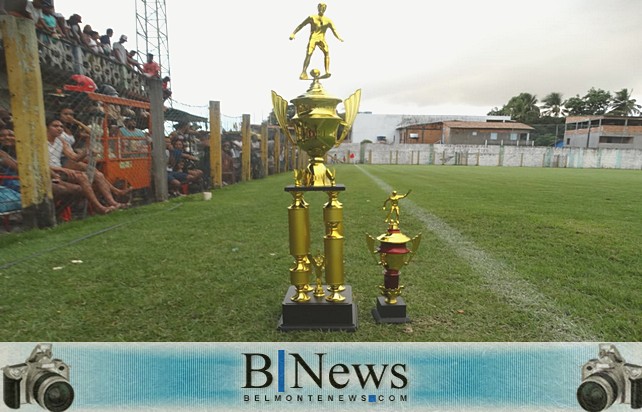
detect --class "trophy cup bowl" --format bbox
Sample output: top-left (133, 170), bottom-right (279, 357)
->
top-left (272, 74), bottom-right (361, 187)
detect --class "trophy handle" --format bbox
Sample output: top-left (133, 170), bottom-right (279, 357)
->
top-left (336, 89), bottom-right (362, 147)
top-left (271, 91), bottom-right (296, 146)
top-left (405, 233), bottom-right (422, 265)
top-left (365, 233), bottom-right (381, 265)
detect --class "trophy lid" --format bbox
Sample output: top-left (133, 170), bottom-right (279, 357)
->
top-left (376, 229), bottom-right (411, 244)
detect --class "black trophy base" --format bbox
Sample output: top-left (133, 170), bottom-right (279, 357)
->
top-left (372, 296), bottom-right (410, 324)
top-left (277, 285), bottom-right (358, 332)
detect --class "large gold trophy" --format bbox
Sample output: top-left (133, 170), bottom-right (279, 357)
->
top-left (366, 190), bottom-right (421, 323)
top-left (273, 3), bottom-right (360, 331)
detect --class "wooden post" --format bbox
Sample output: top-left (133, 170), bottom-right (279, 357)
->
top-left (260, 122), bottom-right (268, 178)
top-left (209, 101), bottom-right (222, 188)
top-left (241, 114), bottom-right (251, 181)
top-left (148, 77), bottom-right (167, 202)
top-left (274, 128), bottom-right (281, 174)
top-left (0, 16), bottom-right (54, 228)
top-left (290, 140), bottom-right (297, 171)
top-left (283, 133), bottom-right (290, 172)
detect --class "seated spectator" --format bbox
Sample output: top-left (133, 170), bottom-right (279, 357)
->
top-left (171, 139), bottom-right (203, 184)
top-left (0, 144), bottom-right (21, 213)
top-left (57, 108), bottom-right (132, 199)
top-left (47, 117), bottom-right (120, 213)
top-left (0, 128), bottom-right (19, 193)
top-left (0, 108), bottom-right (11, 130)
top-left (142, 53), bottom-right (160, 78)
top-left (112, 34), bottom-right (128, 65)
top-left (0, 126), bottom-right (81, 213)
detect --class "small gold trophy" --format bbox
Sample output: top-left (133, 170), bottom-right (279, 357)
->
top-left (274, 3), bottom-right (360, 331)
top-left (366, 190), bottom-right (421, 323)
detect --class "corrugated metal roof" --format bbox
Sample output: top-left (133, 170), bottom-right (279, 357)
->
top-left (442, 121), bottom-right (534, 130)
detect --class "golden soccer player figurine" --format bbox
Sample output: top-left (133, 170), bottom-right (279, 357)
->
top-left (289, 3), bottom-right (344, 80)
top-left (382, 190), bottom-right (411, 227)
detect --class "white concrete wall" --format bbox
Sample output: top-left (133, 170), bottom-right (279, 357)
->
top-left (329, 143), bottom-right (642, 170)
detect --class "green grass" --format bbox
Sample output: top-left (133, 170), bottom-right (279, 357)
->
top-left (0, 165), bottom-right (640, 341)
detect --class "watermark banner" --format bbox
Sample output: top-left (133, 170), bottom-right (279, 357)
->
top-left (1, 342), bottom-right (640, 411)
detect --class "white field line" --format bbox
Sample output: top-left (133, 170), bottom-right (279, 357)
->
top-left (357, 165), bottom-right (596, 341)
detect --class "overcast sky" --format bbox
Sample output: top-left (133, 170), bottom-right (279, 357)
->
top-left (58, 0), bottom-right (642, 124)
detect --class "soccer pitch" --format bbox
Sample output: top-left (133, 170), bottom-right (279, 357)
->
top-left (0, 165), bottom-right (640, 342)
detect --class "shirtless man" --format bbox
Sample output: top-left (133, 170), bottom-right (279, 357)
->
top-left (289, 3), bottom-right (343, 80)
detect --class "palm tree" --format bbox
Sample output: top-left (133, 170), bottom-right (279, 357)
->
top-left (609, 88), bottom-right (641, 116)
top-left (540, 92), bottom-right (567, 117)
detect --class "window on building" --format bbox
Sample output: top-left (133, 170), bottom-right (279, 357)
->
top-left (409, 133), bottom-right (419, 139)
top-left (510, 133), bottom-right (518, 141)
top-left (490, 132), bottom-right (498, 140)
top-left (566, 138), bottom-right (570, 145)
top-left (599, 136), bottom-right (633, 144)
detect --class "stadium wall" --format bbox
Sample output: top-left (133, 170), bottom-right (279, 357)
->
top-left (329, 144), bottom-right (642, 170)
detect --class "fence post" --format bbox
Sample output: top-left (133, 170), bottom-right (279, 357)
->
top-left (0, 16), bottom-right (54, 228)
top-left (209, 101), bottom-right (222, 188)
top-left (274, 128), bottom-right (281, 174)
top-left (147, 77), bottom-right (167, 201)
top-left (241, 114), bottom-right (251, 181)
top-left (260, 122), bottom-right (268, 178)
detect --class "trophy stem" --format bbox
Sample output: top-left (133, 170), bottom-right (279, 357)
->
top-left (324, 191), bottom-right (345, 302)
top-left (288, 191), bottom-right (312, 301)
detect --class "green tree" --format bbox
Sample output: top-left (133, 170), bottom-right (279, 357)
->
top-left (540, 92), bottom-right (567, 117)
top-left (504, 92), bottom-right (540, 123)
top-left (564, 95), bottom-right (586, 115)
top-left (583, 87), bottom-right (612, 115)
top-left (609, 88), bottom-right (641, 116)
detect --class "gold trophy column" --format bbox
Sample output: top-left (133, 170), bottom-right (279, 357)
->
top-left (288, 190), bottom-right (312, 302)
top-left (324, 190), bottom-right (345, 302)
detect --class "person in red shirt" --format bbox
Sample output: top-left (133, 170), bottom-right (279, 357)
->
top-left (142, 53), bottom-right (160, 78)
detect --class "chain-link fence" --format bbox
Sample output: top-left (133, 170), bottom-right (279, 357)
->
top-left (1, 16), bottom-right (297, 231)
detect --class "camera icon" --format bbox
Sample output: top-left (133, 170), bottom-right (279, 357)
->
top-left (2, 344), bottom-right (74, 411)
top-left (577, 344), bottom-right (642, 411)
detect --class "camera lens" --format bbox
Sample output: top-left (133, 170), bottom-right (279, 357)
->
top-left (33, 372), bottom-right (74, 412)
top-left (43, 381), bottom-right (74, 411)
top-left (577, 373), bottom-right (618, 412)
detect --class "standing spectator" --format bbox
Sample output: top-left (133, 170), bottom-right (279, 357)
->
top-left (37, 4), bottom-right (61, 43)
top-left (54, 12), bottom-right (70, 39)
top-left (127, 50), bottom-right (142, 71)
top-left (99, 35), bottom-right (111, 56)
top-left (112, 34), bottom-right (128, 65)
top-left (25, 0), bottom-right (43, 24)
top-left (99, 28), bottom-right (113, 47)
top-left (89, 30), bottom-right (101, 53)
top-left (142, 53), bottom-right (160, 78)
top-left (162, 76), bottom-right (172, 101)
top-left (66, 14), bottom-right (82, 43)
top-left (99, 28), bottom-right (113, 56)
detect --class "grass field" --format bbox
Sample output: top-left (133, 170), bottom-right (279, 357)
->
top-left (0, 165), bottom-right (640, 341)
